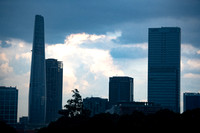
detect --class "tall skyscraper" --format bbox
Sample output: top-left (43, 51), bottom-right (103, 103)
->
top-left (109, 76), bottom-right (134, 105)
top-left (148, 27), bottom-right (181, 113)
top-left (45, 58), bottom-right (63, 124)
top-left (28, 15), bottom-right (46, 126)
top-left (183, 92), bottom-right (200, 112)
top-left (0, 86), bottom-right (18, 127)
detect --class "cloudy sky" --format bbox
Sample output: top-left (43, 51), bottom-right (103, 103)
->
top-left (0, 0), bottom-right (200, 118)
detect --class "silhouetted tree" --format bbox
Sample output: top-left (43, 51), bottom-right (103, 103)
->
top-left (0, 121), bottom-right (17, 133)
top-left (181, 108), bottom-right (200, 129)
top-left (59, 89), bottom-right (83, 117)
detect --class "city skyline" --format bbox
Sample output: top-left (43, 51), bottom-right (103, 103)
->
top-left (0, 0), bottom-right (200, 120)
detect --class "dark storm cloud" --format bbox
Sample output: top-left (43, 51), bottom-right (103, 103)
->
top-left (0, 0), bottom-right (200, 45)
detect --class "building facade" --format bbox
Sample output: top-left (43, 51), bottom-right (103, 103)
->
top-left (148, 27), bottom-right (181, 113)
top-left (183, 92), bottom-right (200, 112)
top-left (0, 86), bottom-right (18, 127)
top-left (109, 76), bottom-right (134, 105)
top-left (45, 58), bottom-right (63, 123)
top-left (28, 15), bottom-right (46, 126)
top-left (83, 97), bottom-right (109, 117)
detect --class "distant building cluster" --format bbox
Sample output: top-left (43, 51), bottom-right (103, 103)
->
top-left (1, 15), bottom-right (200, 131)
top-left (84, 27), bottom-right (182, 115)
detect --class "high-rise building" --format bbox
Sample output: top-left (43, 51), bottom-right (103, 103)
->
top-left (183, 92), bottom-right (200, 112)
top-left (28, 15), bottom-right (46, 126)
top-left (45, 58), bottom-right (63, 124)
top-left (109, 76), bottom-right (134, 105)
top-left (148, 27), bottom-right (181, 113)
top-left (0, 86), bottom-right (18, 127)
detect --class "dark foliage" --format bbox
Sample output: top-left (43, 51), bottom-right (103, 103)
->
top-left (0, 121), bottom-right (17, 133)
top-left (59, 89), bottom-right (83, 118)
top-left (38, 108), bottom-right (200, 133)
top-left (38, 89), bottom-right (200, 132)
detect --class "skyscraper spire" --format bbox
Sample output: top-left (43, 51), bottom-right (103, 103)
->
top-left (28, 15), bottom-right (46, 127)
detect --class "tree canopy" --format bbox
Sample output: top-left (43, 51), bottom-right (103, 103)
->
top-left (39, 108), bottom-right (200, 133)
top-left (59, 89), bottom-right (83, 117)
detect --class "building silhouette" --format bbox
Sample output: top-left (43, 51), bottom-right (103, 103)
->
top-left (148, 27), bottom-right (181, 113)
top-left (106, 102), bottom-right (162, 115)
top-left (83, 97), bottom-right (109, 117)
top-left (45, 58), bottom-right (63, 124)
top-left (183, 92), bottom-right (200, 112)
top-left (28, 15), bottom-right (46, 127)
top-left (0, 86), bottom-right (18, 127)
top-left (19, 116), bottom-right (28, 129)
top-left (109, 76), bottom-right (133, 105)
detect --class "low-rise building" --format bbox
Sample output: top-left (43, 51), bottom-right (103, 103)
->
top-left (106, 102), bottom-right (162, 115)
top-left (83, 97), bottom-right (109, 117)
top-left (183, 92), bottom-right (200, 112)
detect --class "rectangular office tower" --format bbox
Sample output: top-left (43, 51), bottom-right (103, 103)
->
top-left (148, 27), bottom-right (181, 113)
top-left (109, 76), bottom-right (134, 105)
top-left (183, 93), bottom-right (200, 112)
top-left (46, 59), bottom-right (63, 124)
top-left (28, 15), bottom-right (46, 127)
top-left (0, 86), bottom-right (18, 127)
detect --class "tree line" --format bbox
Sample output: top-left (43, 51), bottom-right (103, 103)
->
top-left (1, 89), bottom-right (200, 132)
top-left (38, 89), bottom-right (200, 132)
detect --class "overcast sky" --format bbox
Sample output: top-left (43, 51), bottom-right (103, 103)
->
top-left (0, 0), bottom-right (200, 119)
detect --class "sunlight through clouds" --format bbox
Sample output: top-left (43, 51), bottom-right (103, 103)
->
top-left (46, 32), bottom-right (124, 98)
top-left (0, 53), bottom-right (8, 62)
top-left (181, 44), bottom-right (200, 55)
top-left (64, 33), bottom-right (106, 46)
top-left (187, 59), bottom-right (200, 70)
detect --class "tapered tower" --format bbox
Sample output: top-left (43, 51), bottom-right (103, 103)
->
top-left (28, 15), bottom-right (46, 127)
